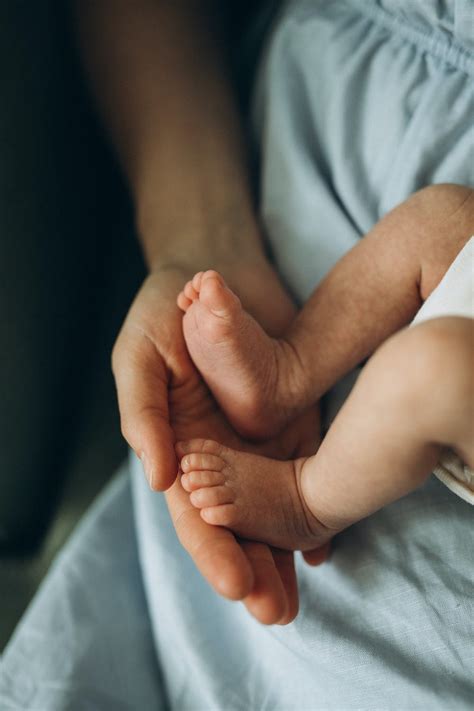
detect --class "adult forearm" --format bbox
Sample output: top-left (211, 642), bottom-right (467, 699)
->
top-left (73, 0), bottom-right (265, 273)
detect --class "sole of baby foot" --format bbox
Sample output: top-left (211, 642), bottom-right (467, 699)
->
top-left (177, 270), bottom-right (302, 440)
top-left (177, 438), bottom-right (333, 552)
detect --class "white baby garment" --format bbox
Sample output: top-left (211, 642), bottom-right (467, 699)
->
top-left (411, 237), bottom-right (474, 504)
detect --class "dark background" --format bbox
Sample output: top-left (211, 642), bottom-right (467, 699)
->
top-left (0, 0), bottom-right (276, 650)
top-left (0, 0), bottom-right (144, 648)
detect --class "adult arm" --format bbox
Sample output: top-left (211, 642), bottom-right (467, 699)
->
top-left (72, 0), bottom-right (312, 623)
top-left (73, 0), bottom-right (297, 465)
top-left (73, 0), bottom-right (289, 312)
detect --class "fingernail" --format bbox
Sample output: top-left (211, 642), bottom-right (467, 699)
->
top-left (140, 452), bottom-right (154, 488)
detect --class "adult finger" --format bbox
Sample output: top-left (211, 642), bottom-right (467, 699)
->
top-left (166, 478), bottom-right (254, 600)
top-left (112, 328), bottom-right (177, 491)
top-left (169, 478), bottom-right (298, 623)
top-left (271, 548), bottom-right (299, 624)
top-left (302, 542), bottom-right (332, 566)
top-left (240, 541), bottom-right (289, 625)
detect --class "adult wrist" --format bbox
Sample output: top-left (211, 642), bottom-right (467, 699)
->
top-left (276, 335), bottom-right (314, 411)
top-left (136, 195), bottom-right (266, 274)
top-left (136, 210), bottom-right (300, 335)
top-left (143, 245), bottom-right (297, 336)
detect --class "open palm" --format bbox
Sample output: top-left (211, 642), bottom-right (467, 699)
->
top-left (113, 269), bottom-right (323, 624)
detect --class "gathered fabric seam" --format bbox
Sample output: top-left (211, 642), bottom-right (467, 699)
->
top-left (347, 0), bottom-right (474, 75)
top-left (289, 0), bottom-right (474, 76)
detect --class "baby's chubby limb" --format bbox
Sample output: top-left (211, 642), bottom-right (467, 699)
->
top-left (178, 186), bottom-right (473, 441)
top-left (301, 316), bottom-right (474, 531)
top-left (179, 317), bottom-right (472, 549)
top-left (285, 184), bottom-right (474, 411)
top-left (178, 438), bottom-right (333, 551)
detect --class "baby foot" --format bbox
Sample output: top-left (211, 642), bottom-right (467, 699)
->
top-left (177, 439), bottom-right (332, 552)
top-left (177, 270), bottom-right (303, 439)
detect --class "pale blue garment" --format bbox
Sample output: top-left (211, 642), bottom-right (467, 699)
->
top-left (2, 1), bottom-right (474, 709)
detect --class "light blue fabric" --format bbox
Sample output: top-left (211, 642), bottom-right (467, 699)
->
top-left (255, 0), bottom-right (474, 304)
top-left (2, 1), bottom-right (474, 708)
top-left (0, 467), bottom-right (168, 710)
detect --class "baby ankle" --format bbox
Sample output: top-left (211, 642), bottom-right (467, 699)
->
top-left (275, 338), bottom-right (311, 411)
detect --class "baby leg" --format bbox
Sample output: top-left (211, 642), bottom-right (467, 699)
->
top-left (286, 185), bottom-right (474, 407)
top-left (177, 186), bottom-right (473, 444)
top-left (178, 317), bottom-right (471, 549)
top-left (301, 317), bottom-right (474, 531)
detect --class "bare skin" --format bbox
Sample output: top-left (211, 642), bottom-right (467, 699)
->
top-left (178, 186), bottom-right (474, 440)
top-left (75, 0), bottom-right (326, 623)
top-left (178, 439), bottom-right (328, 551)
top-left (177, 187), bottom-right (473, 549)
top-left (177, 270), bottom-right (296, 439)
top-left (178, 317), bottom-right (473, 550)
top-left (74, 0), bottom-right (472, 618)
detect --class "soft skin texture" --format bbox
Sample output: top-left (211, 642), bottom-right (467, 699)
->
top-left (112, 265), bottom-right (324, 624)
top-left (177, 270), bottom-right (298, 440)
top-left (74, 0), bottom-right (323, 624)
top-left (178, 317), bottom-right (473, 550)
top-left (178, 438), bottom-right (331, 551)
top-left (176, 187), bottom-right (473, 550)
top-left (178, 186), bottom-right (473, 440)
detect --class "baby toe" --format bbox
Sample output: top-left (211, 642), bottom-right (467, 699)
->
top-left (200, 274), bottom-right (239, 319)
top-left (177, 291), bottom-right (192, 311)
top-left (181, 452), bottom-right (225, 473)
top-left (184, 281), bottom-right (198, 301)
top-left (201, 269), bottom-right (224, 286)
top-left (190, 485), bottom-right (235, 509)
top-left (176, 439), bottom-right (225, 458)
top-left (201, 504), bottom-right (239, 528)
top-left (192, 271), bottom-right (205, 292)
top-left (181, 469), bottom-right (225, 492)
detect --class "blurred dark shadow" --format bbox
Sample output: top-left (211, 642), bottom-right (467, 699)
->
top-left (0, 0), bottom-right (279, 650)
top-left (0, 0), bottom-right (145, 555)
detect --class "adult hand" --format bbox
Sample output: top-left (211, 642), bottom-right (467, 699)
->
top-left (112, 265), bottom-right (320, 624)
top-left (77, 0), bottom-right (328, 625)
